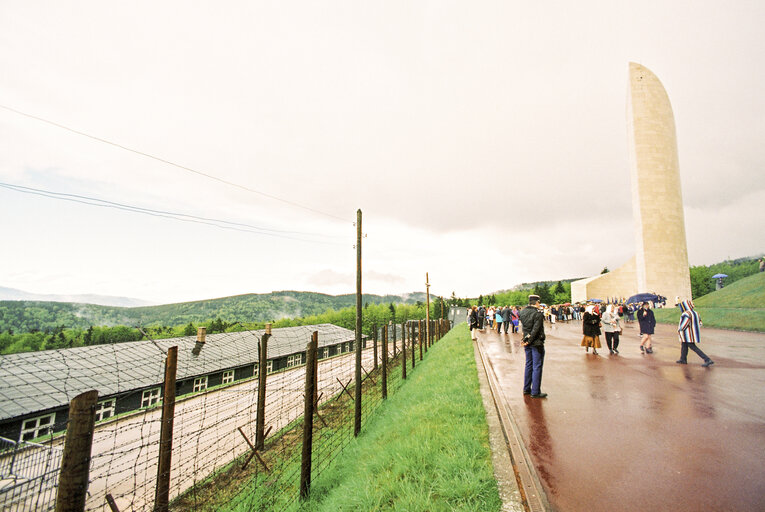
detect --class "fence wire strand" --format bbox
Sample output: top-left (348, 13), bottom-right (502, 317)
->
top-left (0, 320), bottom-right (451, 512)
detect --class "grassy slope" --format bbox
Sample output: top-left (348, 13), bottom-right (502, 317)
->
top-left (654, 272), bottom-right (765, 331)
top-left (302, 324), bottom-right (501, 512)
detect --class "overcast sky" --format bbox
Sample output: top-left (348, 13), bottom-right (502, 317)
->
top-left (1, 1), bottom-right (763, 304)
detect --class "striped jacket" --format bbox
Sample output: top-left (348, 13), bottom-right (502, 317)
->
top-left (677, 299), bottom-right (701, 344)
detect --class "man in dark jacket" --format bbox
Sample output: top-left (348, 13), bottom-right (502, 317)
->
top-left (519, 295), bottom-right (547, 398)
top-left (478, 306), bottom-right (486, 330)
top-left (502, 306), bottom-right (511, 334)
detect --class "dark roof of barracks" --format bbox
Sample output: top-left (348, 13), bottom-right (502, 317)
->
top-left (0, 324), bottom-right (357, 422)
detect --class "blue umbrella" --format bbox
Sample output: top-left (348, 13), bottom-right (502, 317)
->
top-left (711, 273), bottom-right (728, 279)
top-left (626, 293), bottom-right (658, 305)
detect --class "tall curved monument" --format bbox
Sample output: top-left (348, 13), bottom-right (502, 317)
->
top-left (571, 63), bottom-right (692, 303)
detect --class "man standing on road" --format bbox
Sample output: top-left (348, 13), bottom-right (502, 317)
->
top-left (519, 294), bottom-right (547, 398)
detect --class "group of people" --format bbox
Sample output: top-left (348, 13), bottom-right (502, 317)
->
top-left (580, 301), bottom-right (654, 354)
top-left (469, 294), bottom-right (716, 399)
top-left (467, 305), bottom-right (520, 338)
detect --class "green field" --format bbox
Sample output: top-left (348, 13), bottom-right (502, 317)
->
top-left (654, 272), bottom-right (765, 332)
top-left (302, 323), bottom-right (501, 512)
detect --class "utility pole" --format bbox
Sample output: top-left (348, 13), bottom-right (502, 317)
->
top-left (425, 272), bottom-right (430, 350)
top-left (354, 209), bottom-right (362, 437)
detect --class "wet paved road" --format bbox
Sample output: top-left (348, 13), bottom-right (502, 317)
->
top-left (477, 320), bottom-right (765, 512)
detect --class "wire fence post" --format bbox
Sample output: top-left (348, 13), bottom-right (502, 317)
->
top-left (411, 322), bottom-right (416, 369)
top-left (354, 208), bottom-right (362, 437)
top-left (391, 320), bottom-right (396, 356)
top-left (153, 345), bottom-right (178, 512)
top-left (419, 320), bottom-right (424, 360)
top-left (381, 324), bottom-right (388, 399)
top-left (55, 390), bottom-right (98, 512)
top-left (256, 324), bottom-right (271, 450)
top-left (300, 331), bottom-right (319, 500)
top-left (401, 322), bottom-right (407, 380)
top-left (373, 323), bottom-right (378, 370)
top-left (425, 272), bottom-right (431, 350)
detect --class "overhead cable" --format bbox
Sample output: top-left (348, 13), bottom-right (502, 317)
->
top-left (0, 104), bottom-right (351, 223)
top-left (0, 181), bottom-right (348, 245)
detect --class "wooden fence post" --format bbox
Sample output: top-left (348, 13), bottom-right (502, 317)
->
top-left (153, 346), bottom-right (178, 512)
top-left (300, 331), bottom-right (319, 500)
top-left (401, 322), bottom-right (407, 380)
top-left (411, 322), bottom-right (416, 368)
top-left (419, 320), bottom-right (424, 360)
top-left (256, 324), bottom-right (271, 450)
top-left (382, 324), bottom-right (388, 399)
top-left (55, 390), bottom-right (98, 512)
top-left (373, 323), bottom-right (378, 370)
top-left (391, 320), bottom-right (396, 355)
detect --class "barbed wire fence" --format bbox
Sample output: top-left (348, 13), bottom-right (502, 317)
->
top-left (0, 316), bottom-right (452, 512)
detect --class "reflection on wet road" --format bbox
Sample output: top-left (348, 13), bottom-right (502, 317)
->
top-left (478, 320), bottom-right (765, 512)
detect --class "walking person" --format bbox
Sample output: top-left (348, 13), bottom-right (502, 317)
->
top-left (495, 307), bottom-right (504, 333)
top-left (581, 305), bottom-right (602, 355)
top-left (602, 304), bottom-right (622, 354)
top-left (626, 303), bottom-right (635, 323)
top-left (519, 295), bottom-right (547, 398)
top-left (637, 301), bottom-right (656, 353)
top-left (511, 306), bottom-right (520, 333)
top-left (469, 306), bottom-right (479, 341)
top-left (502, 306), bottom-right (511, 334)
top-left (676, 300), bottom-right (714, 367)
top-left (478, 305), bottom-right (486, 330)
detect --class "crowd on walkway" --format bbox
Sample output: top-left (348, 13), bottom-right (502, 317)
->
top-left (468, 295), bottom-right (715, 398)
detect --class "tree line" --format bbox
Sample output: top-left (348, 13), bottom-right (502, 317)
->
top-left (0, 299), bottom-right (449, 355)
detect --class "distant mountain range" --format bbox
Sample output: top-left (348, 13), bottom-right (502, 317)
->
top-left (0, 286), bottom-right (155, 307)
top-left (0, 290), bottom-right (428, 333)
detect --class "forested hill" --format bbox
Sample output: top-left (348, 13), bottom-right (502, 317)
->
top-left (0, 290), bottom-right (427, 334)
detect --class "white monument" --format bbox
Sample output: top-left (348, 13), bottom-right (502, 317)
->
top-left (571, 62), bottom-right (692, 303)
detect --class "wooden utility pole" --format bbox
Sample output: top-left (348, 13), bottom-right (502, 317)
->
top-left (256, 324), bottom-right (271, 450)
top-left (425, 273), bottom-right (431, 351)
top-left (55, 390), bottom-right (98, 512)
top-left (354, 209), bottom-right (362, 437)
top-left (154, 346), bottom-right (178, 512)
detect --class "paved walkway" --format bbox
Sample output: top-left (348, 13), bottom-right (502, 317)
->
top-left (476, 320), bottom-right (765, 512)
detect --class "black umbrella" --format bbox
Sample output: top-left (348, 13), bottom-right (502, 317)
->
top-left (626, 293), bottom-right (658, 305)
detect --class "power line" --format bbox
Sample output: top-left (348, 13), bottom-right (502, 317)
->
top-left (0, 181), bottom-right (348, 245)
top-left (0, 104), bottom-right (351, 223)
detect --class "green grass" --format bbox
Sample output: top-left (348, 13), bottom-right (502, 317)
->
top-left (694, 271), bottom-right (765, 308)
top-left (654, 272), bottom-right (765, 332)
top-left (301, 324), bottom-right (501, 512)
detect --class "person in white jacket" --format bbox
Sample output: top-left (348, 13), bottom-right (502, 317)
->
top-left (601, 304), bottom-right (622, 355)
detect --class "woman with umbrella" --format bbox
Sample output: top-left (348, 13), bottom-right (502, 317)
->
top-left (637, 301), bottom-right (656, 353)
